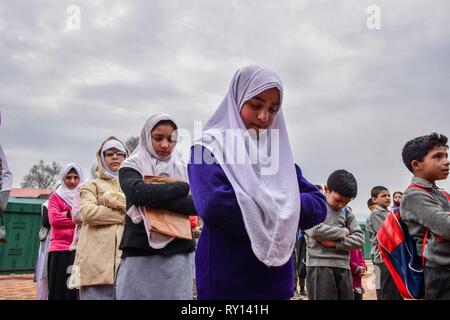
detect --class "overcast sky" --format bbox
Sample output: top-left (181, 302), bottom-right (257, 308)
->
top-left (0, 0), bottom-right (449, 220)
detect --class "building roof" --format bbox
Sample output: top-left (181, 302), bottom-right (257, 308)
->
top-left (10, 188), bottom-right (53, 199)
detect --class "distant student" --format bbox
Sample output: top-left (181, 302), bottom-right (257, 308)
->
top-left (305, 169), bottom-right (365, 300)
top-left (400, 133), bottom-right (450, 299)
top-left (188, 65), bottom-right (327, 299)
top-left (392, 191), bottom-right (403, 211)
top-left (72, 136), bottom-right (129, 300)
top-left (293, 230), bottom-right (307, 297)
top-left (367, 198), bottom-right (376, 212)
top-left (350, 248), bottom-right (367, 300)
top-left (366, 197), bottom-right (380, 299)
top-left (34, 200), bottom-right (51, 300)
top-left (47, 163), bottom-right (85, 300)
top-left (366, 186), bottom-right (403, 300)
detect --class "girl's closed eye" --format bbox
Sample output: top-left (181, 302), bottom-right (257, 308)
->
top-left (269, 106), bottom-right (279, 114)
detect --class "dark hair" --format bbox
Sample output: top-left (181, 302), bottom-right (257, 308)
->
top-left (66, 168), bottom-right (78, 176)
top-left (393, 191), bottom-right (403, 197)
top-left (402, 133), bottom-right (448, 173)
top-left (314, 184), bottom-right (323, 191)
top-left (367, 198), bottom-right (374, 208)
top-left (371, 186), bottom-right (388, 198)
top-left (326, 169), bottom-right (358, 199)
top-left (152, 120), bottom-right (177, 131)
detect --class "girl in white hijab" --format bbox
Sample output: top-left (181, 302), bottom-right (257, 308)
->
top-left (70, 137), bottom-right (129, 300)
top-left (47, 163), bottom-right (85, 300)
top-left (188, 65), bottom-right (327, 299)
top-left (115, 114), bottom-right (198, 300)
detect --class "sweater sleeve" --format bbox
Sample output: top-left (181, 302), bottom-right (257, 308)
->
top-left (48, 194), bottom-right (74, 229)
top-left (118, 167), bottom-right (190, 209)
top-left (402, 190), bottom-right (450, 239)
top-left (41, 205), bottom-right (50, 228)
top-left (187, 146), bottom-right (248, 238)
top-left (305, 223), bottom-right (347, 241)
top-left (79, 181), bottom-right (125, 226)
top-left (335, 211), bottom-right (365, 251)
top-left (163, 195), bottom-right (198, 215)
top-left (295, 165), bottom-right (327, 230)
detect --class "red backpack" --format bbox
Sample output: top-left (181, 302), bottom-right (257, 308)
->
top-left (377, 185), bottom-right (450, 299)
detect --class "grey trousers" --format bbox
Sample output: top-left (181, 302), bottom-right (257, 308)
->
top-left (306, 266), bottom-right (354, 300)
top-left (379, 263), bottom-right (403, 300)
top-left (425, 266), bottom-right (450, 300)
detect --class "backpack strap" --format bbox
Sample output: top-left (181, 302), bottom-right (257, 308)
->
top-left (443, 191), bottom-right (450, 201)
top-left (422, 229), bottom-right (429, 267)
top-left (343, 207), bottom-right (349, 220)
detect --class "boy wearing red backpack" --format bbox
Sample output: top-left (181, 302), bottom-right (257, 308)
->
top-left (400, 133), bottom-right (450, 300)
top-left (367, 186), bottom-right (404, 300)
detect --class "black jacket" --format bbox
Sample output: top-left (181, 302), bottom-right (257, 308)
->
top-left (118, 167), bottom-right (197, 258)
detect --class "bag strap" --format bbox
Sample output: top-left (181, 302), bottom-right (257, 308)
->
top-left (343, 206), bottom-right (349, 220)
top-left (422, 229), bottom-right (429, 267)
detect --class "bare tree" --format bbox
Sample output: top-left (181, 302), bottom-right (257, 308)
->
top-left (21, 160), bottom-right (61, 189)
top-left (125, 136), bottom-right (139, 154)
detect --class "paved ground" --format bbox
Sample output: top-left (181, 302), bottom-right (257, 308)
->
top-left (0, 261), bottom-right (378, 300)
top-left (0, 274), bottom-right (36, 300)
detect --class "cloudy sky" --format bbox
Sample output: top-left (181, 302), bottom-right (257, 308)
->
top-left (0, 0), bottom-right (449, 220)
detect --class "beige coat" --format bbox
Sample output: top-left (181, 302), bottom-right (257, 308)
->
top-left (70, 137), bottom-right (127, 288)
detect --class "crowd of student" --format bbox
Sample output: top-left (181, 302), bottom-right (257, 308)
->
top-left (0, 65), bottom-right (449, 300)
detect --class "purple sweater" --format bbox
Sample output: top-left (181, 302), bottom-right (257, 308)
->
top-left (188, 146), bottom-right (327, 300)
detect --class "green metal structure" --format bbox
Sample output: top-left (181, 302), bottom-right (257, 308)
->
top-left (0, 197), bottom-right (45, 275)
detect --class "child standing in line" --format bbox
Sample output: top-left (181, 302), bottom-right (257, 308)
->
top-left (400, 133), bottom-right (450, 299)
top-left (47, 163), bottom-right (85, 300)
top-left (188, 65), bottom-right (327, 300)
top-left (304, 169), bottom-right (365, 300)
top-left (392, 191), bottom-right (403, 211)
top-left (366, 186), bottom-right (403, 300)
top-left (72, 137), bottom-right (129, 300)
top-left (366, 197), bottom-right (380, 299)
top-left (116, 114), bottom-right (198, 300)
top-left (349, 248), bottom-right (367, 300)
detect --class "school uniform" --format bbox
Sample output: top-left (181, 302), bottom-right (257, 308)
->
top-left (188, 65), bottom-right (327, 300)
top-left (304, 205), bottom-right (365, 300)
top-left (366, 205), bottom-right (403, 300)
top-left (115, 114), bottom-right (197, 300)
top-left (71, 137), bottom-right (129, 300)
top-left (401, 177), bottom-right (450, 300)
top-left (47, 163), bottom-right (84, 300)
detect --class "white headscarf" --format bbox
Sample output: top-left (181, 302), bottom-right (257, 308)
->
top-left (55, 163), bottom-right (85, 210)
top-left (121, 114), bottom-right (188, 249)
top-left (193, 65), bottom-right (300, 267)
top-left (99, 138), bottom-right (128, 179)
